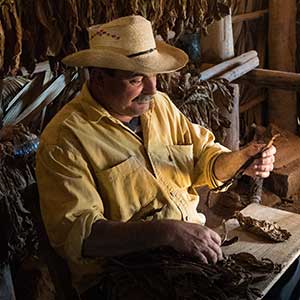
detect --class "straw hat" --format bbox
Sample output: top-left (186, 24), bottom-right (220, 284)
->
top-left (62, 15), bottom-right (189, 74)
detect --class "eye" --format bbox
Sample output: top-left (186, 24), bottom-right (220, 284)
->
top-left (129, 77), bottom-right (143, 86)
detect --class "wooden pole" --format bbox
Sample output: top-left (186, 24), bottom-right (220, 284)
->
top-left (215, 84), bottom-right (240, 150)
top-left (238, 68), bottom-right (300, 91)
top-left (199, 50), bottom-right (257, 80)
top-left (268, 0), bottom-right (297, 133)
top-left (201, 12), bottom-right (235, 63)
top-left (218, 56), bottom-right (259, 83)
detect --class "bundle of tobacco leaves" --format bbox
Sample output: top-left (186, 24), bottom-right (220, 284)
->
top-left (0, 124), bottom-right (38, 266)
top-left (96, 246), bottom-right (281, 300)
top-left (235, 212), bottom-right (291, 242)
top-left (158, 69), bottom-right (234, 142)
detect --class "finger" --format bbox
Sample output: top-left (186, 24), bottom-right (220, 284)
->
top-left (254, 163), bottom-right (274, 173)
top-left (202, 244), bottom-right (222, 264)
top-left (196, 252), bottom-right (208, 264)
top-left (262, 145), bottom-right (276, 157)
top-left (210, 230), bottom-right (222, 246)
top-left (208, 241), bottom-right (223, 262)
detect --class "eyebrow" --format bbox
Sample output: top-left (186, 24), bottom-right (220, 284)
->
top-left (127, 72), bottom-right (145, 78)
top-left (118, 72), bottom-right (153, 80)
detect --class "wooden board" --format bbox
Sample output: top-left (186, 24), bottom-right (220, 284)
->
top-left (222, 203), bottom-right (300, 299)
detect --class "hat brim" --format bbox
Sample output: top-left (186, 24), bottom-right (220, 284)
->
top-left (62, 40), bottom-right (188, 74)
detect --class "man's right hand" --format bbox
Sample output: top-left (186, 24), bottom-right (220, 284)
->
top-left (162, 220), bottom-right (223, 264)
top-left (83, 219), bottom-right (223, 264)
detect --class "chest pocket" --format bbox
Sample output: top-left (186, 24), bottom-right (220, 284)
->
top-left (162, 145), bottom-right (194, 188)
top-left (96, 156), bottom-right (160, 221)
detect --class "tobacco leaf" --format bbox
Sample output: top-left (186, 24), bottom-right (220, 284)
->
top-left (235, 211), bottom-right (291, 242)
top-left (96, 246), bottom-right (280, 300)
top-left (0, 0), bottom-right (22, 75)
top-left (0, 17), bottom-right (4, 71)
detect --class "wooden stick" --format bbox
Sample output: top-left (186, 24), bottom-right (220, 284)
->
top-left (199, 50), bottom-right (258, 81)
top-left (238, 68), bottom-right (300, 90)
top-left (232, 9), bottom-right (268, 24)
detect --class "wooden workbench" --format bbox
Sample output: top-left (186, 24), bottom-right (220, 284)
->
top-left (222, 203), bottom-right (300, 299)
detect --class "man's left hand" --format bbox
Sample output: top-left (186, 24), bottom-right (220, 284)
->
top-left (244, 144), bottom-right (276, 178)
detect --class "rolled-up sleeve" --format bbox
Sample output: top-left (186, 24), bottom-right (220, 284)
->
top-left (36, 140), bottom-right (105, 265)
top-left (188, 123), bottom-right (231, 189)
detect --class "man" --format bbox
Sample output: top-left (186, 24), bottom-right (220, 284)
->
top-left (36, 15), bottom-right (288, 299)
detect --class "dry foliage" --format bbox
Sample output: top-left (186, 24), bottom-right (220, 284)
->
top-left (158, 67), bottom-right (234, 142)
top-left (235, 211), bottom-right (291, 242)
top-left (0, 0), bottom-right (231, 75)
top-left (96, 246), bottom-right (281, 300)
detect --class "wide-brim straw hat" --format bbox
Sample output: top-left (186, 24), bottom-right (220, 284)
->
top-left (62, 15), bottom-right (189, 74)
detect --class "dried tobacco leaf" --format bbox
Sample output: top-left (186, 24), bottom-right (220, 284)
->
top-left (235, 211), bottom-right (291, 242)
top-left (97, 246), bottom-right (280, 300)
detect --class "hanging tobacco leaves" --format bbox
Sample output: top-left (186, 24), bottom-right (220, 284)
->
top-left (158, 67), bottom-right (234, 142)
top-left (95, 246), bottom-right (280, 300)
top-left (0, 0), bottom-right (231, 75)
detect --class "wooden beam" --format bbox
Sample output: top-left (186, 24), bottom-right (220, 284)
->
top-left (268, 0), bottom-right (297, 133)
top-left (232, 9), bottom-right (268, 24)
top-left (239, 68), bottom-right (300, 91)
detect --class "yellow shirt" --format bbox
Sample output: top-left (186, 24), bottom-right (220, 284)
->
top-left (36, 83), bottom-right (230, 293)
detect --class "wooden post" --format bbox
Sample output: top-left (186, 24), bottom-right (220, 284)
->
top-left (215, 84), bottom-right (240, 151)
top-left (200, 11), bottom-right (240, 150)
top-left (201, 12), bottom-right (235, 63)
top-left (268, 0), bottom-right (297, 133)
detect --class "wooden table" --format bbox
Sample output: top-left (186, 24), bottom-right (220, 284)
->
top-left (222, 203), bottom-right (300, 299)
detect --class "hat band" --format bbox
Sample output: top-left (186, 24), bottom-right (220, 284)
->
top-left (127, 48), bottom-right (156, 58)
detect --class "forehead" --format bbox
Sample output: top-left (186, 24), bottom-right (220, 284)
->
top-left (115, 70), bottom-right (146, 79)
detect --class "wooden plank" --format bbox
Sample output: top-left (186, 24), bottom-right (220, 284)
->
top-left (222, 203), bottom-right (300, 299)
top-left (232, 9), bottom-right (268, 24)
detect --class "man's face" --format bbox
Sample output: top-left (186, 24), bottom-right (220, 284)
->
top-left (92, 69), bottom-right (157, 122)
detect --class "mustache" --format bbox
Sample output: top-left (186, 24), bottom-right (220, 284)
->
top-left (133, 94), bottom-right (153, 103)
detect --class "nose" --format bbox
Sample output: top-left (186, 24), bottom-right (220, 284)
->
top-left (142, 75), bottom-right (157, 95)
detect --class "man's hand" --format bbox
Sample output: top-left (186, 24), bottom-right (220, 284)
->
top-left (83, 219), bottom-right (223, 264)
top-left (214, 143), bottom-right (276, 182)
top-left (242, 144), bottom-right (276, 178)
top-left (163, 220), bottom-right (223, 264)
